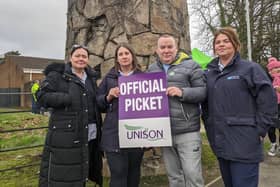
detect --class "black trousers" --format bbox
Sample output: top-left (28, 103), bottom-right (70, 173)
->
top-left (88, 139), bottom-right (103, 186)
top-left (106, 149), bottom-right (144, 187)
top-left (268, 104), bottom-right (280, 143)
top-left (268, 127), bottom-right (280, 143)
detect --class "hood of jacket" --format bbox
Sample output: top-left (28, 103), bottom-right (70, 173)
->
top-left (43, 62), bottom-right (100, 78)
top-left (43, 62), bottom-right (65, 75)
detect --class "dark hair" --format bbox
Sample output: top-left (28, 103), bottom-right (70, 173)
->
top-left (70, 44), bottom-right (90, 56)
top-left (114, 43), bottom-right (141, 71)
top-left (213, 27), bottom-right (241, 54)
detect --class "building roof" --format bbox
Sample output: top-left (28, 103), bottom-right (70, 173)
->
top-left (5, 55), bottom-right (65, 70)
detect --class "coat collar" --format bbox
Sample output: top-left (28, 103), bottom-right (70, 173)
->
top-left (207, 52), bottom-right (241, 71)
top-left (106, 67), bottom-right (142, 79)
top-left (44, 62), bottom-right (99, 81)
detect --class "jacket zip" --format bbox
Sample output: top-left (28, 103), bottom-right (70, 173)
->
top-left (180, 103), bottom-right (189, 121)
top-left (164, 64), bottom-right (190, 121)
top-left (48, 152), bottom-right (52, 186)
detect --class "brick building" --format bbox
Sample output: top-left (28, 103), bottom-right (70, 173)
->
top-left (0, 55), bottom-right (64, 107)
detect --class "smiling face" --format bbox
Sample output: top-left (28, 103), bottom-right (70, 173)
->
top-left (117, 46), bottom-right (133, 70)
top-left (70, 48), bottom-right (89, 71)
top-left (156, 36), bottom-right (178, 64)
top-left (214, 33), bottom-right (235, 59)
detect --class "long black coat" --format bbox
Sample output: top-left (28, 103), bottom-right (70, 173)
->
top-left (37, 63), bottom-right (103, 186)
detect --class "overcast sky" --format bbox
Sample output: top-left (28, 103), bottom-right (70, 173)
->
top-left (0, 0), bottom-right (67, 59)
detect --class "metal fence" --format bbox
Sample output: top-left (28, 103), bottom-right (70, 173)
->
top-left (0, 88), bottom-right (22, 107)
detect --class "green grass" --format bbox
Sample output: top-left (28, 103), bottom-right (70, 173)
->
top-left (0, 148), bottom-right (42, 187)
top-left (0, 112), bottom-right (48, 130)
top-left (0, 134), bottom-right (44, 149)
top-left (0, 109), bottom-right (47, 187)
top-left (0, 109), bottom-right (48, 150)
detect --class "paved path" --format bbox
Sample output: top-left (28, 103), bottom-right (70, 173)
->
top-left (259, 154), bottom-right (280, 187)
top-left (207, 154), bottom-right (280, 187)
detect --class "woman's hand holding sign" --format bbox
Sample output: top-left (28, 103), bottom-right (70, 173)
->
top-left (106, 87), bottom-right (120, 102)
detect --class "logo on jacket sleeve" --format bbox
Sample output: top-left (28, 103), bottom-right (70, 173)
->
top-left (227, 75), bottom-right (240, 80)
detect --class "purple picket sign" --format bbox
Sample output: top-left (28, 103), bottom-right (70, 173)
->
top-left (118, 72), bottom-right (169, 120)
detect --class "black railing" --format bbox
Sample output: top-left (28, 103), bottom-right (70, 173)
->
top-left (0, 110), bottom-right (32, 114)
top-left (0, 163), bottom-right (41, 173)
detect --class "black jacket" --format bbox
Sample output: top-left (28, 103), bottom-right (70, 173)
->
top-left (37, 62), bottom-right (103, 186)
top-left (202, 53), bottom-right (278, 163)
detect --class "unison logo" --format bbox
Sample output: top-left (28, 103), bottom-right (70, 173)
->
top-left (124, 124), bottom-right (164, 141)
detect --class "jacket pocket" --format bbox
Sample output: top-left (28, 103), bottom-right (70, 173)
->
top-left (226, 116), bottom-right (256, 126)
top-left (49, 111), bottom-right (80, 148)
top-left (50, 131), bottom-right (80, 148)
top-left (224, 116), bottom-right (262, 160)
top-left (49, 111), bottom-right (78, 131)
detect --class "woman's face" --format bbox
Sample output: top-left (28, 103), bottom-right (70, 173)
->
top-left (70, 48), bottom-right (89, 70)
top-left (214, 34), bottom-right (235, 58)
top-left (117, 47), bottom-right (133, 70)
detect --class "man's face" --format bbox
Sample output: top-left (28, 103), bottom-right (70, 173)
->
top-left (156, 37), bottom-right (178, 64)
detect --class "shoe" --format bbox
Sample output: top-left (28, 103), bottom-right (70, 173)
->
top-left (268, 143), bottom-right (277, 156)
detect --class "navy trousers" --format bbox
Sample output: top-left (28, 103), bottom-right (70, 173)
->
top-left (218, 158), bottom-right (259, 187)
top-left (106, 149), bottom-right (144, 187)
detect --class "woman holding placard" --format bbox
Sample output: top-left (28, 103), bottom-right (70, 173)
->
top-left (97, 43), bottom-right (144, 187)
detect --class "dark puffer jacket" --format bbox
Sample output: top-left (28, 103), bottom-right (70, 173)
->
top-left (37, 62), bottom-right (103, 187)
